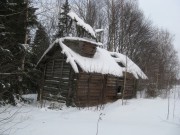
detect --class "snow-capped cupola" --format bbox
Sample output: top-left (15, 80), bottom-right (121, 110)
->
top-left (67, 11), bottom-right (96, 39)
top-left (66, 12), bottom-right (105, 57)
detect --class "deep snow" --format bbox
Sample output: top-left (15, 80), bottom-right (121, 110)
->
top-left (1, 87), bottom-right (180, 135)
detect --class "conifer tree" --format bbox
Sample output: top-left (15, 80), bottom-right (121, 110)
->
top-left (55, 0), bottom-right (72, 38)
top-left (32, 23), bottom-right (50, 63)
top-left (0, 0), bottom-right (37, 105)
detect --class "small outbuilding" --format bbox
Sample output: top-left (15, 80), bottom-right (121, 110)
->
top-left (37, 37), bottom-right (147, 107)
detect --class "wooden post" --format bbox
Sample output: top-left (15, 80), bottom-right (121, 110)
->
top-left (122, 55), bottom-right (127, 105)
top-left (67, 67), bottom-right (72, 105)
top-left (40, 64), bottom-right (47, 108)
top-left (58, 55), bottom-right (64, 95)
top-left (102, 75), bottom-right (107, 105)
top-left (87, 74), bottom-right (90, 106)
top-left (52, 60), bottom-right (55, 76)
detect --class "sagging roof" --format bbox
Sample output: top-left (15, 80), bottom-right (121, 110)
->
top-left (37, 37), bottom-right (147, 79)
top-left (110, 52), bottom-right (148, 79)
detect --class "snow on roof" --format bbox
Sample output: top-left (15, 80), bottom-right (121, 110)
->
top-left (110, 52), bottom-right (148, 79)
top-left (59, 38), bottom-right (123, 77)
top-left (67, 12), bottom-right (96, 38)
top-left (37, 37), bottom-right (103, 66)
top-left (37, 37), bottom-right (147, 79)
top-left (95, 29), bottom-right (104, 33)
top-left (62, 37), bottom-right (103, 46)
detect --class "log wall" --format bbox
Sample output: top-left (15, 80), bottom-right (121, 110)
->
top-left (117, 72), bottom-right (136, 99)
top-left (42, 50), bottom-right (75, 105)
top-left (75, 73), bottom-right (119, 107)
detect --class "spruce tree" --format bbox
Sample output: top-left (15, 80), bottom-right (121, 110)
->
top-left (0, 0), bottom-right (37, 105)
top-left (55, 0), bottom-right (72, 38)
top-left (32, 23), bottom-right (50, 63)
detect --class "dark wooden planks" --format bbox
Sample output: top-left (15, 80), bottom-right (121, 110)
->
top-left (41, 52), bottom-right (75, 104)
top-left (63, 40), bottom-right (97, 58)
top-left (75, 73), bottom-right (119, 107)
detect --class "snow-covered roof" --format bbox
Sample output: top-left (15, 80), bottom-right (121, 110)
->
top-left (67, 12), bottom-right (96, 38)
top-left (37, 37), bottom-right (147, 79)
top-left (110, 52), bottom-right (148, 79)
top-left (61, 37), bottom-right (103, 46)
top-left (95, 29), bottom-right (104, 33)
top-left (59, 38), bottom-right (124, 77)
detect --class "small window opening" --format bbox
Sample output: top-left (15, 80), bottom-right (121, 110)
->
top-left (117, 86), bottom-right (122, 95)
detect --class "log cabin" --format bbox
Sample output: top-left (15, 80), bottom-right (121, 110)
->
top-left (37, 37), bottom-right (147, 107)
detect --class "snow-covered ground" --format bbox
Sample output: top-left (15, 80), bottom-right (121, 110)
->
top-left (1, 87), bottom-right (180, 135)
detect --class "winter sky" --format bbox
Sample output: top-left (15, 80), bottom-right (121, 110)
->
top-left (138, 0), bottom-right (180, 59)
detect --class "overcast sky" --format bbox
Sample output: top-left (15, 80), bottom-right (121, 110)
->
top-left (138, 0), bottom-right (180, 59)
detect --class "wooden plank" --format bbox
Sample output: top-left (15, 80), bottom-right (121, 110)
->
top-left (105, 92), bottom-right (116, 96)
top-left (117, 79), bottom-right (124, 82)
top-left (77, 80), bottom-right (89, 84)
top-left (106, 82), bottom-right (117, 85)
top-left (45, 73), bottom-right (54, 77)
top-left (77, 81), bottom-right (88, 85)
top-left (106, 91), bottom-right (116, 95)
top-left (123, 72), bottom-right (135, 79)
top-left (61, 69), bottom-right (70, 73)
top-left (89, 93), bottom-right (101, 96)
top-left (104, 99), bottom-right (116, 103)
top-left (45, 71), bottom-right (54, 76)
top-left (44, 81), bottom-right (59, 86)
top-left (45, 79), bottom-right (59, 84)
top-left (43, 82), bottom-right (59, 88)
top-left (82, 49), bottom-right (95, 53)
top-left (76, 91), bottom-right (88, 95)
top-left (106, 94), bottom-right (116, 97)
top-left (89, 83), bottom-right (103, 87)
top-left (45, 76), bottom-right (60, 81)
top-left (43, 85), bottom-right (59, 90)
top-left (82, 48), bottom-right (95, 52)
top-left (77, 85), bottom-right (103, 89)
top-left (76, 96), bottom-right (88, 101)
top-left (61, 73), bottom-right (70, 77)
top-left (76, 93), bottom-right (88, 97)
top-left (76, 87), bottom-right (89, 91)
top-left (60, 84), bottom-right (69, 88)
top-left (82, 47), bottom-right (95, 51)
top-left (90, 74), bottom-right (103, 77)
top-left (53, 73), bottom-right (61, 77)
top-left (53, 70), bottom-right (62, 73)
top-left (78, 73), bottom-right (90, 77)
top-left (106, 83), bottom-right (116, 87)
top-left (53, 66), bottom-right (62, 70)
top-left (105, 86), bottom-right (116, 90)
top-left (40, 63), bottom-right (47, 102)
